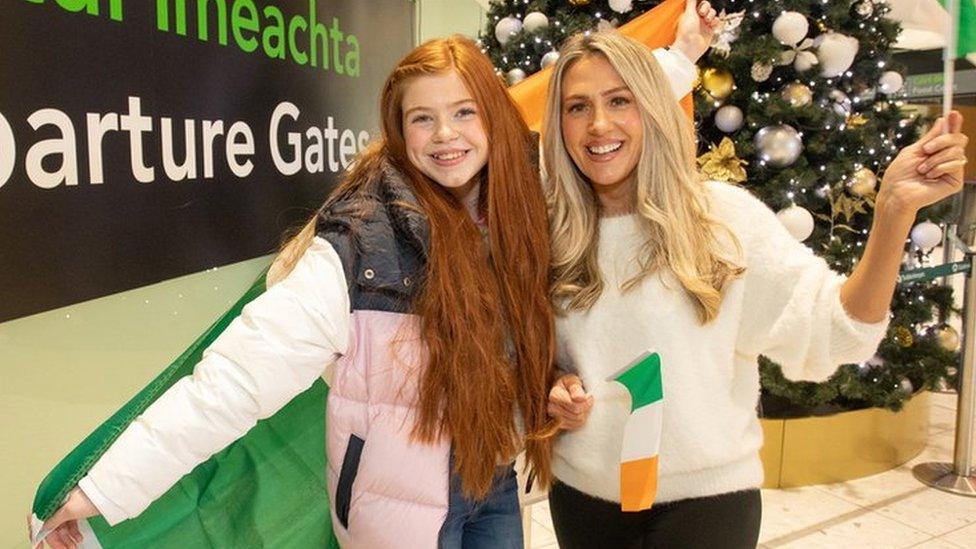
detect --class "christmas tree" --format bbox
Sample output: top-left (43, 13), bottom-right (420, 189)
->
top-left (480, 0), bottom-right (960, 415)
top-left (481, 1), bottom-right (661, 85)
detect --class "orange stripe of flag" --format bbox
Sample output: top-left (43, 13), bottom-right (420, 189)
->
top-left (620, 454), bottom-right (659, 512)
top-left (508, 0), bottom-right (692, 133)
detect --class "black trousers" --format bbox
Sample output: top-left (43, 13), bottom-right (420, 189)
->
top-left (549, 480), bottom-right (762, 549)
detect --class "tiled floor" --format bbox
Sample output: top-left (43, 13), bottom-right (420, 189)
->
top-left (526, 392), bottom-right (976, 548)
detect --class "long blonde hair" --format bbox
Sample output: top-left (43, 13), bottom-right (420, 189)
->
top-left (544, 31), bottom-right (743, 323)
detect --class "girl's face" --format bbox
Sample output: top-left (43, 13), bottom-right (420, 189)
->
top-left (560, 54), bottom-right (644, 192)
top-left (401, 70), bottom-right (489, 199)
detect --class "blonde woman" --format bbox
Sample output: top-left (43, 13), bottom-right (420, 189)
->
top-left (542, 31), bottom-right (968, 548)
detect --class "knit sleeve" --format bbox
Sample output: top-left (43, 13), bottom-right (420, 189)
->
top-left (651, 47), bottom-right (696, 99)
top-left (78, 236), bottom-right (351, 525)
top-left (723, 184), bottom-right (889, 382)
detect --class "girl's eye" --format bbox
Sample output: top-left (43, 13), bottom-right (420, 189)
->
top-left (456, 107), bottom-right (477, 119)
top-left (411, 114), bottom-right (433, 124)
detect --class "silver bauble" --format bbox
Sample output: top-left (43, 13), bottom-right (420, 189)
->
top-left (540, 50), bottom-right (560, 69)
top-left (715, 105), bottom-right (744, 133)
top-left (495, 16), bottom-right (522, 46)
top-left (506, 68), bottom-right (527, 86)
top-left (754, 124), bottom-right (803, 167)
top-left (829, 89), bottom-right (852, 117)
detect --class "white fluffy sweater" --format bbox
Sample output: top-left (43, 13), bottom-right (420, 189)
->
top-left (552, 181), bottom-right (889, 504)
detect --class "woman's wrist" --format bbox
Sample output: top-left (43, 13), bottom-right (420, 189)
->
top-left (873, 189), bottom-right (917, 230)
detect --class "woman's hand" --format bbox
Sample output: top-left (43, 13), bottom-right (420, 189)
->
top-left (33, 487), bottom-right (99, 549)
top-left (877, 111), bottom-right (968, 218)
top-left (672, 0), bottom-right (722, 63)
top-left (548, 373), bottom-right (594, 430)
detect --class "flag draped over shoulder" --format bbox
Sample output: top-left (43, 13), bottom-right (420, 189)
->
top-left (508, 0), bottom-right (693, 132)
top-left (30, 275), bottom-right (341, 549)
top-left (608, 352), bottom-right (665, 512)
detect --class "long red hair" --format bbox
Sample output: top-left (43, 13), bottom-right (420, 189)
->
top-left (270, 36), bottom-right (557, 499)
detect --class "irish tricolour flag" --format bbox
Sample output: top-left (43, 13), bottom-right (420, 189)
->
top-left (608, 351), bottom-right (664, 512)
top-left (29, 275), bottom-right (340, 548)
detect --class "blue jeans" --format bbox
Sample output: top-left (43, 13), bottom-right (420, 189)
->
top-left (437, 463), bottom-right (523, 549)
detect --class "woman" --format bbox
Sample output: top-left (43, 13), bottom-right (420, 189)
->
top-left (542, 31), bottom-right (968, 548)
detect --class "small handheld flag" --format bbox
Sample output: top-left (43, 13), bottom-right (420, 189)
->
top-left (607, 351), bottom-right (664, 512)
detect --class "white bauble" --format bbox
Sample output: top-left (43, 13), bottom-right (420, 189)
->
top-left (817, 33), bottom-right (860, 77)
top-left (715, 105), bottom-right (744, 133)
top-left (540, 50), bottom-right (560, 69)
top-left (772, 12), bottom-right (809, 45)
top-left (910, 220), bottom-right (943, 249)
top-left (776, 205), bottom-right (815, 241)
top-left (609, 0), bottom-right (634, 13)
top-left (878, 71), bottom-right (905, 94)
top-left (754, 124), bottom-right (803, 167)
top-left (495, 16), bottom-right (522, 45)
top-left (523, 12), bottom-right (549, 33)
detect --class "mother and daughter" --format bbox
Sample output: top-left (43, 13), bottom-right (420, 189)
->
top-left (38, 0), bottom-right (967, 547)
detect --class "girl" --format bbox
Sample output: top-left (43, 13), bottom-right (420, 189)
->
top-left (543, 31), bottom-right (968, 548)
top-left (40, 36), bottom-right (555, 549)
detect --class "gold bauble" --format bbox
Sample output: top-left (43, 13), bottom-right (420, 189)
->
top-left (849, 167), bottom-right (878, 196)
top-left (893, 326), bottom-right (914, 347)
top-left (936, 325), bottom-right (961, 352)
top-left (702, 67), bottom-right (735, 99)
top-left (781, 82), bottom-right (813, 107)
top-left (846, 113), bottom-right (868, 127)
top-left (569, 0), bottom-right (591, 5)
top-left (693, 66), bottom-right (703, 89)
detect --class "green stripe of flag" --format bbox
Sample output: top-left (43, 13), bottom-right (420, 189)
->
top-left (940, 0), bottom-right (976, 57)
top-left (31, 273), bottom-right (341, 548)
top-left (611, 352), bottom-right (663, 411)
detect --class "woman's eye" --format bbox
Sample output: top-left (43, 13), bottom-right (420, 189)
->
top-left (609, 96), bottom-right (631, 107)
top-left (411, 114), bottom-right (433, 124)
top-left (456, 107), bottom-right (477, 119)
top-left (566, 102), bottom-right (586, 114)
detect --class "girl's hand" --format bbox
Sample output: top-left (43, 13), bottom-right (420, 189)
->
top-left (878, 111), bottom-right (968, 218)
top-left (672, 0), bottom-right (722, 63)
top-left (34, 487), bottom-right (99, 549)
top-left (548, 374), bottom-right (595, 430)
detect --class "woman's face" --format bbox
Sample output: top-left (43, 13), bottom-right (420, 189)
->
top-left (401, 70), bottom-right (489, 199)
top-left (560, 54), bottom-right (644, 192)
